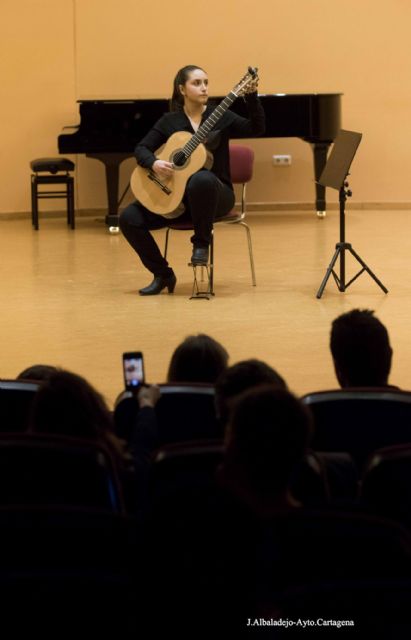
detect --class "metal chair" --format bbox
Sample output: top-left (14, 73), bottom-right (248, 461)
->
top-left (163, 144), bottom-right (257, 297)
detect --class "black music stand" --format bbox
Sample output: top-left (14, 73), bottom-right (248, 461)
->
top-left (316, 129), bottom-right (388, 299)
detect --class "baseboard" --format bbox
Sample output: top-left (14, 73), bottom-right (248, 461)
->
top-left (0, 209), bottom-right (106, 221)
top-left (1, 201), bottom-right (411, 221)
top-left (239, 202), bottom-right (411, 212)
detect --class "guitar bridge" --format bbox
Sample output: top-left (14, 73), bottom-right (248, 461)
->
top-left (147, 172), bottom-right (172, 195)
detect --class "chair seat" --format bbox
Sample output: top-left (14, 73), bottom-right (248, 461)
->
top-left (30, 157), bottom-right (75, 174)
top-left (215, 209), bottom-right (244, 223)
top-left (167, 220), bottom-right (196, 231)
top-left (168, 210), bottom-right (244, 231)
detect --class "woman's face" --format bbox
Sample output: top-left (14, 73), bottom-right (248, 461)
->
top-left (180, 68), bottom-right (208, 106)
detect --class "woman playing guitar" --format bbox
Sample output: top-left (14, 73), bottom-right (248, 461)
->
top-left (120, 65), bottom-right (265, 295)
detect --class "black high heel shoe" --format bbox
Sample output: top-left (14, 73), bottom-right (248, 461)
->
top-left (139, 272), bottom-right (177, 296)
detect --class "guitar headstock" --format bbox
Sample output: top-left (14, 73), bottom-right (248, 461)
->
top-left (233, 67), bottom-right (259, 97)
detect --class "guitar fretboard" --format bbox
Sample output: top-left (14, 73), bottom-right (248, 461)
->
top-left (181, 91), bottom-right (238, 158)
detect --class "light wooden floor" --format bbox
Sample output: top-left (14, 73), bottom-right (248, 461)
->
top-left (1, 209), bottom-right (410, 408)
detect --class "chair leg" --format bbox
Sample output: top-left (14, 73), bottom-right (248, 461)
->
top-left (66, 178), bottom-right (70, 227)
top-left (164, 228), bottom-right (171, 260)
top-left (68, 177), bottom-right (75, 230)
top-left (31, 176), bottom-right (39, 230)
top-left (209, 233), bottom-right (214, 294)
top-left (239, 221), bottom-right (256, 286)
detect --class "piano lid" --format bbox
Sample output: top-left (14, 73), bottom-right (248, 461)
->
top-left (58, 93), bottom-right (342, 154)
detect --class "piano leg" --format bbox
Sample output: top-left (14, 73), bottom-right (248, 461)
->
top-left (87, 153), bottom-right (131, 229)
top-left (312, 142), bottom-right (332, 217)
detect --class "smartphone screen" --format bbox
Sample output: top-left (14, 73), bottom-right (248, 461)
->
top-left (123, 352), bottom-right (145, 390)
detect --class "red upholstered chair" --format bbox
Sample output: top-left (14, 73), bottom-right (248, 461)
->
top-left (163, 144), bottom-right (257, 295)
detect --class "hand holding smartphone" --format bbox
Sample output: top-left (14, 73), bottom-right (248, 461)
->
top-left (122, 351), bottom-right (145, 391)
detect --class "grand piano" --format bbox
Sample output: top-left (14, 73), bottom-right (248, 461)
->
top-left (58, 93), bottom-right (341, 227)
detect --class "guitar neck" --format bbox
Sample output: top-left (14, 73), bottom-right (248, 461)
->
top-left (182, 91), bottom-right (238, 158)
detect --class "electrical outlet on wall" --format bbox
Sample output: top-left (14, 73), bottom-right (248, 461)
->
top-left (272, 154), bottom-right (292, 166)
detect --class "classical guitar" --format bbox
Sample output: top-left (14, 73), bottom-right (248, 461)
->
top-left (130, 67), bottom-right (259, 218)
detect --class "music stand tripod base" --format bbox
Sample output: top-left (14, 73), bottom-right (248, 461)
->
top-left (188, 262), bottom-right (214, 300)
top-left (316, 241), bottom-right (388, 299)
top-left (315, 129), bottom-right (388, 299)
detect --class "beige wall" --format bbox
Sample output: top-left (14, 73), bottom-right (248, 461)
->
top-left (1, 1), bottom-right (76, 213)
top-left (2, 0), bottom-right (411, 215)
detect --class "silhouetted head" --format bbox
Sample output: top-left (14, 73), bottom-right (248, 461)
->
top-left (30, 370), bottom-right (113, 439)
top-left (17, 364), bottom-right (58, 382)
top-left (330, 308), bottom-right (392, 387)
top-left (170, 65), bottom-right (206, 111)
top-left (221, 385), bottom-right (312, 504)
top-left (167, 334), bottom-right (228, 384)
top-left (215, 359), bottom-right (287, 426)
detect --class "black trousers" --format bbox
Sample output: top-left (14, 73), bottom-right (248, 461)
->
top-left (119, 171), bottom-right (235, 277)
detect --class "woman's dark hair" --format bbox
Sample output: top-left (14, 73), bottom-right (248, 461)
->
top-left (215, 359), bottom-right (287, 426)
top-left (170, 65), bottom-right (205, 111)
top-left (17, 364), bottom-right (58, 382)
top-left (223, 385), bottom-right (313, 497)
top-left (30, 370), bottom-right (114, 440)
top-left (167, 334), bottom-right (228, 383)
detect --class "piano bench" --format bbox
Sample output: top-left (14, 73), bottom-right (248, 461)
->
top-left (30, 157), bottom-right (75, 230)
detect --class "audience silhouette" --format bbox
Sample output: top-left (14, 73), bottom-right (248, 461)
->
top-left (127, 333), bottom-right (229, 446)
top-left (29, 369), bottom-right (129, 467)
top-left (218, 385), bottom-right (313, 514)
top-left (30, 370), bottom-right (113, 438)
top-left (330, 308), bottom-right (395, 387)
top-left (17, 364), bottom-right (58, 381)
top-left (2, 317), bottom-right (411, 635)
top-left (166, 333), bottom-right (228, 383)
top-left (215, 358), bottom-right (287, 427)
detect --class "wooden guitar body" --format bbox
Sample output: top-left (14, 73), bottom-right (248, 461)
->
top-left (130, 131), bottom-right (208, 218)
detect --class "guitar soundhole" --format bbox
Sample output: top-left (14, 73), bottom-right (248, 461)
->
top-left (172, 150), bottom-right (187, 168)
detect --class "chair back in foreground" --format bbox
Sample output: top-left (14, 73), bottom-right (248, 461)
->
top-left (149, 440), bottom-right (224, 507)
top-left (0, 379), bottom-right (40, 432)
top-left (0, 433), bottom-right (124, 512)
top-left (302, 388), bottom-right (411, 467)
top-left (149, 444), bottom-right (349, 513)
top-left (0, 506), bottom-right (139, 633)
top-left (142, 503), bottom-right (411, 635)
top-left (277, 578), bottom-right (411, 636)
top-left (114, 383), bottom-right (221, 445)
top-left (360, 443), bottom-right (411, 528)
